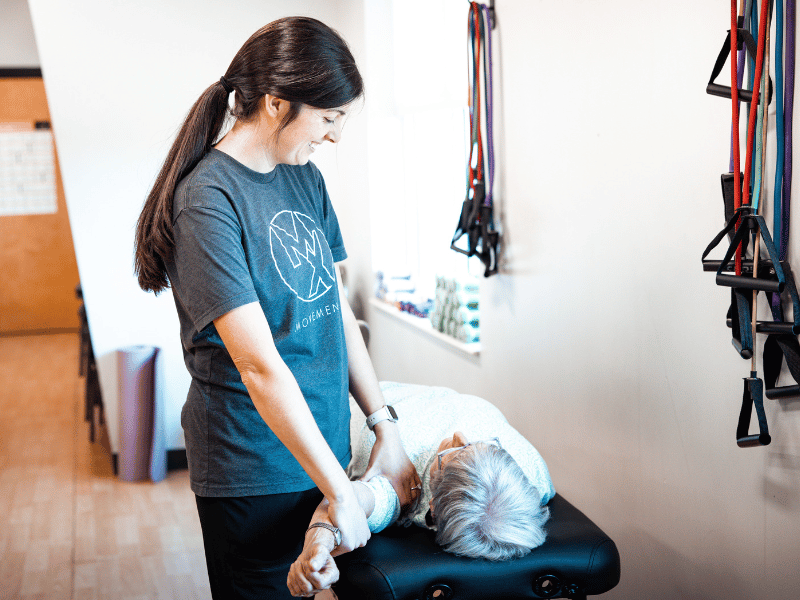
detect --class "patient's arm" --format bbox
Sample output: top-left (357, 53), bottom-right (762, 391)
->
top-left (288, 482), bottom-right (376, 596)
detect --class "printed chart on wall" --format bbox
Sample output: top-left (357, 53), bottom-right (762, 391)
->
top-left (0, 121), bottom-right (57, 216)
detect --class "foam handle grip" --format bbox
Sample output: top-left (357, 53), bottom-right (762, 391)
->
top-left (716, 274), bottom-right (784, 293)
top-left (765, 385), bottom-right (800, 400)
top-left (756, 321), bottom-right (800, 335)
top-left (737, 433), bottom-right (771, 447)
top-left (707, 83), bottom-right (755, 103)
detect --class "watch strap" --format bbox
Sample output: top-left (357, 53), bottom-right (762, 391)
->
top-left (307, 522), bottom-right (341, 548)
top-left (366, 405), bottom-right (398, 430)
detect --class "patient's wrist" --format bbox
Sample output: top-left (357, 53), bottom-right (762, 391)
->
top-left (306, 523), bottom-right (338, 551)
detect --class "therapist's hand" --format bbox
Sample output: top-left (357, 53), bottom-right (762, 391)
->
top-left (326, 490), bottom-right (370, 554)
top-left (362, 422), bottom-right (421, 511)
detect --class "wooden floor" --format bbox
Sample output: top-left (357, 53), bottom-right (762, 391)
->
top-left (0, 333), bottom-right (211, 600)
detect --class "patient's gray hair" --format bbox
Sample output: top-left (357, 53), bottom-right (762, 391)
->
top-left (430, 443), bottom-right (549, 561)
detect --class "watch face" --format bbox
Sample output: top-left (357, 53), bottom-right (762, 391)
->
top-left (388, 405), bottom-right (398, 420)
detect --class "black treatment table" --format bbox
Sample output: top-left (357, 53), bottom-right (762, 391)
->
top-left (333, 494), bottom-right (620, 600)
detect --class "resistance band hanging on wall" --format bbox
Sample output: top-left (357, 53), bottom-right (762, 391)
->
top-left (703, 0), bottom-right (800, 447)
top-left (451, 1), bottom-right (500, 277)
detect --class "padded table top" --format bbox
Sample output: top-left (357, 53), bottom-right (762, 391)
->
top-left (334, 494), bottom-right (620, 600)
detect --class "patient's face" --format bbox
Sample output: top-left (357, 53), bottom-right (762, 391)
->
top-left (428, 431), bottom-right (470, 516)
top-left (429, 431), bottom-right (470, 484)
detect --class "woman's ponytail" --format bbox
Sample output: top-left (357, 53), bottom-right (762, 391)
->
top-left (134, 81), bottom-right (230, 293)
top-left (135, 17), bottom-right (363, 294)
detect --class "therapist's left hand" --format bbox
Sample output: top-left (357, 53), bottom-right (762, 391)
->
top-left (362, 422), bottom-right (421, 510)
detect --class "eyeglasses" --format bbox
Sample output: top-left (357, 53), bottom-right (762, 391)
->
top-left (436, 437), bottom-right (502, 470)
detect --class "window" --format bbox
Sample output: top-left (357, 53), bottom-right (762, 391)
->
top-left (367, 0), bottom-right (488, 301)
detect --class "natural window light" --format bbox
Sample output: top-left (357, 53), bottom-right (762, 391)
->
top-left (367, 0), bottom-right (488, 303)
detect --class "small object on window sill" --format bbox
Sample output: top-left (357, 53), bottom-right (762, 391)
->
top-left (370, 297), bottom-right (480, 357)
top-left (397, 297), bottom-right (434, 319)
top-left (431, 275), bottom-right (481, 343)
top-left (375, 270), bottom-right (416, 302)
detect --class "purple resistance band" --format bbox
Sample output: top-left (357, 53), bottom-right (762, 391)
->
top-left (781, 0), bottom-right (795, 262)
top-left (731, 15), bottom-right (748, 173)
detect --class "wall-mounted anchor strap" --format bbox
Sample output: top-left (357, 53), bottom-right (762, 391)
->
top-left (708, 28), bottom-right (774, 105)
top-left (736, 372), bottom-right (771, 447)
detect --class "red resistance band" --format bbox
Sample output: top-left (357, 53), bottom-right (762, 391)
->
top-left (467, 2), bottom-right (483, 192)
top-left (731, 0), bottom-right (770, 275)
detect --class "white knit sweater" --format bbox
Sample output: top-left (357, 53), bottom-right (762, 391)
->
top-left (347, 382), bottom-right (556, 532)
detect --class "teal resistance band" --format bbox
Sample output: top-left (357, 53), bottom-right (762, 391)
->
top-left (774, 0), bottom-right (785, 240)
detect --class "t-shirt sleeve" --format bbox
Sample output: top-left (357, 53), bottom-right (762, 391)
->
top-left (313, 165), bottom-right (347, 263)
top-left (171, 202), bottom-right (259, 332)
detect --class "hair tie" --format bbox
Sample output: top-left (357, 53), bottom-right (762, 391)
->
top-left (219, 76), bottom-right (233, 94)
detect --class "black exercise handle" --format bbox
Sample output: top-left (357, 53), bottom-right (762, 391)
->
top-left (756, 321), bottom-right (800, 335)
top-left (731, 339), bottom-right (753, 360)
top-left (763, 334), bottom-right (800, 401)
top-left (707, 29), bottom-right (774, 106)
top-left (704, 210), bottom-right (787, 294)
top-left (766, 385), bottom-right (800, 400)
top-left (706, 81), bottom-right (774, 105)
top-left (737, 433), bottom-right (772, 447)
top-left (715, 273), bottom-right (785, 293)
top-left (726, 320), bottom-right (800, 335)
top-left (736, 375), bottom-right (771, 448)
top-left (707, 83), bottom-right (757, 103)
top-left (702, 259), bottom-right (775, 273)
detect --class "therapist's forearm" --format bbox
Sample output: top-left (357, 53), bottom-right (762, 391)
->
top-left (336, 269), bottom-right (390, 420)
top-left (214, 302), bottom-right (358, 507)
top-left (239, 362), bottom-right (352, 502)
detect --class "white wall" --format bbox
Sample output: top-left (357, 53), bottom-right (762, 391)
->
top-left (0, 0), bottom-right (40, 67)
top-left (26, 0), bottom-right (366, 453)
top-left (366, 1), bottom-right (800, 599)
top-left (23, 0), bottom-right (800, 596)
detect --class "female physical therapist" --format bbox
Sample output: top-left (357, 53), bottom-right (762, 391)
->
top-left (133, 17), bottom-right (419, 599)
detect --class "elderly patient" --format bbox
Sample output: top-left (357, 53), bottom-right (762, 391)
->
top-left (287, 382), bottom-right (555, 597)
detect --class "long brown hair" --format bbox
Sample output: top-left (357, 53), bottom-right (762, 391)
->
top-left (134, 17), bottom-right (364, 293)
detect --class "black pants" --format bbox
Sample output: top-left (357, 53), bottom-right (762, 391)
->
top-left (196, 488), bottom-right (324, 599)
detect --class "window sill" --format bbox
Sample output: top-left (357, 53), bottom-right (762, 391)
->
top-left (368, 297), bottom-right (481, 358)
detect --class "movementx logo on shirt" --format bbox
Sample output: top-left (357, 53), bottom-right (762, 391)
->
top-left (269, 209), bottom-right (340, 332)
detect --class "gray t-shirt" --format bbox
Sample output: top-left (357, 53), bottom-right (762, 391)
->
top-left (166, 149), bottom-right (351, 497)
